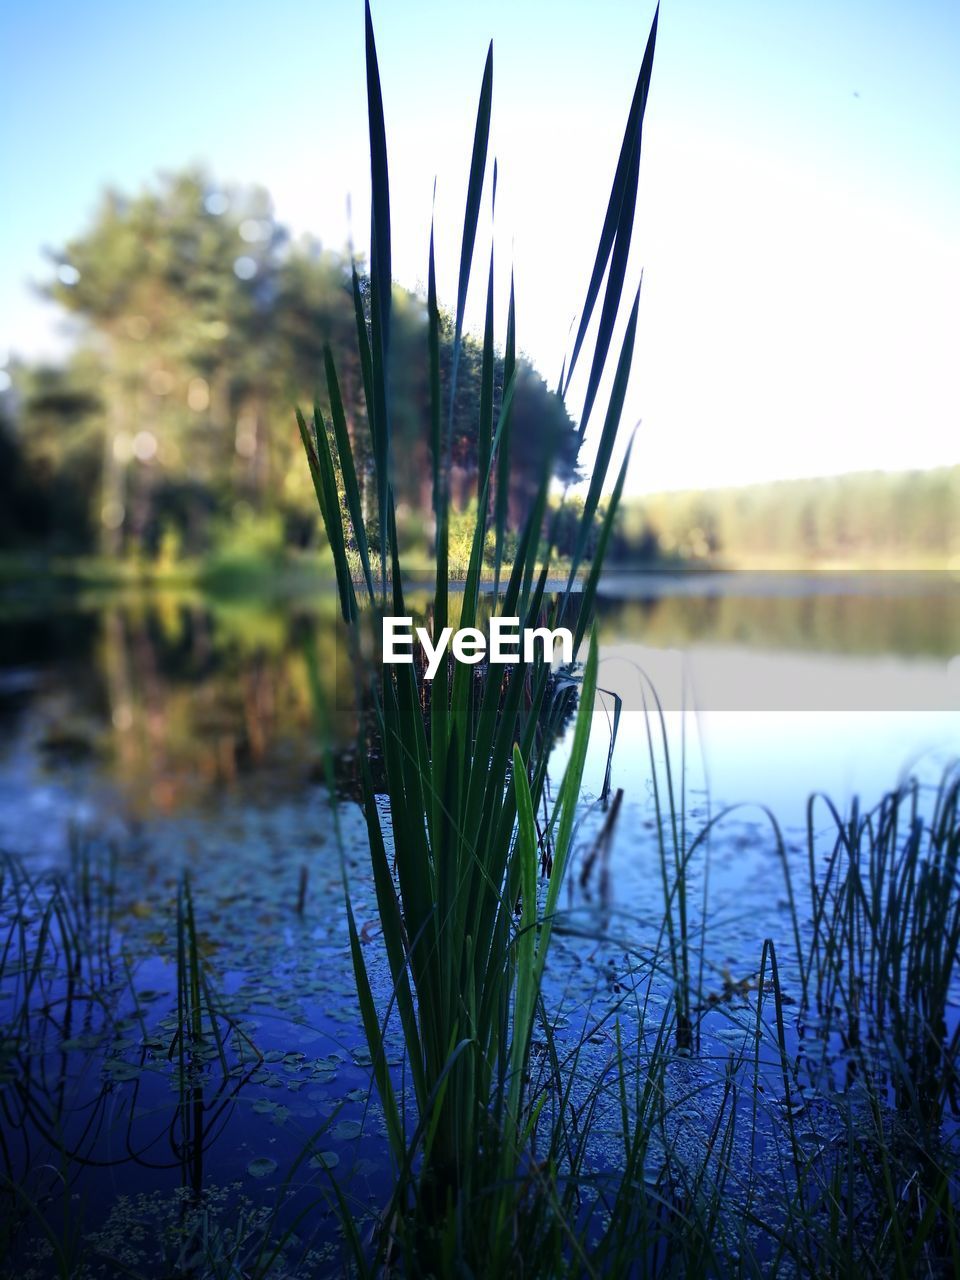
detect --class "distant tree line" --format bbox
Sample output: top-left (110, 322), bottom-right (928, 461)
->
top-left (611, 467), bottom-right (959, 567)
top-left (0, 169), bottom-right (578, 564)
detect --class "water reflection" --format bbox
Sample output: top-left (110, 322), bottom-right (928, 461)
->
top-left (0, 577), bottom-right (957, 828)
top-left (0, 594), bottom-right (347, 821)
top-left (595, 570), bottom-right (959, 657)
top-left (1, 581), bottom-right (958, 1272)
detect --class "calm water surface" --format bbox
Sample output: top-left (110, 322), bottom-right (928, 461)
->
top-left (1, 574), bottom-right (957, 1274)
top-left (2, 573), bottom-right (957, 846)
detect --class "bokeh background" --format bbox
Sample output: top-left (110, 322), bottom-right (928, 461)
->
top-left (2, 0), bottom-right (958, 578)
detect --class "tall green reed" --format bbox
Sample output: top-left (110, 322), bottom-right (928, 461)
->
top-left (298, 1), bottom-right (658, 1266)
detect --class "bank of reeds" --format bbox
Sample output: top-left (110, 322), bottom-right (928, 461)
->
top-left (793, 766), bottom-right (960, 1124)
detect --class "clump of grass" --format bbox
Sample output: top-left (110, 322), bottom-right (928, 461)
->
top-left (0, 853), bottom-right (275, 1276)
top-left (798, 765), bottom-right (960, 1124)
top-left (170, 875), bottom-right (264, 1196)
top-left (0, 844), bottom-right (123, 1273)
top-left (300, 1), bottom-right (658, 1269)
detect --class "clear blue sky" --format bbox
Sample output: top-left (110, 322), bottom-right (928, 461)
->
top-left (3, 0), bottom-right (958, 491)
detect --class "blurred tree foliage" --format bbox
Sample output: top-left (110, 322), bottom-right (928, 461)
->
top-left (0, 359), bottom-right (103, 553)
top-left (2, 168), bottom-right (578, 564)
top-left (612, 467), bottom-right (959, 567)
top-left (2, 168), bottom-right (953, 572)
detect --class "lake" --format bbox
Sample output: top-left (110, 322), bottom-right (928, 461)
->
top-left (1, 570), bottom-right (958, 1275)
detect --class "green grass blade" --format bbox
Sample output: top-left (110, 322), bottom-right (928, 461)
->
top-left (445, 39), bottom-right (494, 491)
top-left (351, 262), bottom-right (375, 421)
top-left (296, 406), bottom-right (356, 621)
top-left (478, 253), bottom-right (495, 504)
top-left (563, 5), bottom-right (657, 407)
top-left (573, 431), bottom-right (636, 652)
top-left (535, 626), bottom-right (598, 981)
top-left (508, 742), bottom-right (539, 1123)
top-left (324, 344), bottom-right (376, 604)
top-left (454, 41), bottom-right (493, 345)
top-left (567, 281), bottom-right (641, 588)
top-left (364, 0), bottom-right (393, 592)
top-left (493, 271), bottom-right (516, 596)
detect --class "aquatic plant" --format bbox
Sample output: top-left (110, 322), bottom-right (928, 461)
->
top-left (0, 846), bottom-right (276, 1274)
top-left (799, 765), bottom-right (960, 1123)
top-left (299, 1), bottom-right (658, 1268)
top-left (3, 757), bottom-right (958, 1275)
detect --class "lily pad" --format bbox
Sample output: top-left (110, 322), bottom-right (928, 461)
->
top-left (310, 1150), bottom-right (340, 1170)
top-left (61, 1034), bottom-right (103, 1052)
top-left (332, 1119), bottom-right (361, 1141)
top-left (246, 1156), bottom-right (278, 1179)
top-left (105, 1060), bottom-right (141, 1082)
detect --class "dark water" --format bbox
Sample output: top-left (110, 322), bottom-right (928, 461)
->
top-left (1, 575), bottom-right (958, 1274)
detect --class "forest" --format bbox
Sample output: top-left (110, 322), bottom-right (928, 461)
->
top-left (1, 169), bottom-right (953, 582)
top-left (613, 465), bottom-right (958, 568)
top-left (0, 168), bottom-right (576, 577)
